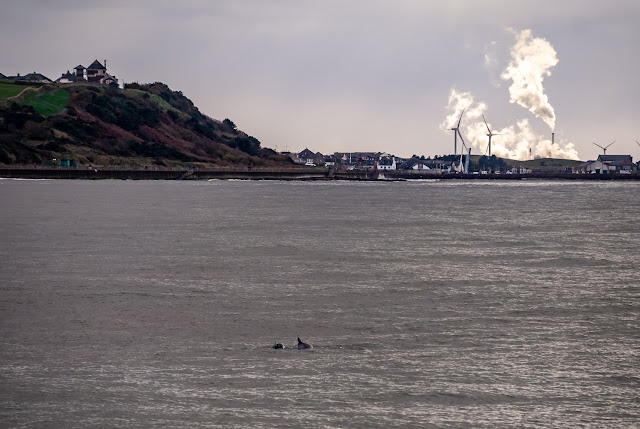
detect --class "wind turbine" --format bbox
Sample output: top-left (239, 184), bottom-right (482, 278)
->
top-left (593, 141), bottom-right (615, 155)
top-left (457, 125), bottom-right (471, 174)
top-left (450, 109), bottom-right (464, 156)
top-left (482, 114), bottom-right (500, 156)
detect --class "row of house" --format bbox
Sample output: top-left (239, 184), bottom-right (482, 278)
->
top-left (1, 59), bottom-right (118, 86)
top-left (576, 155), bottom-right (637, 174)
top-left (287, 149), bottom-right (450, 171)
top-left (288, 148), bottom-right (640, 174)
top-left (0, 71), bottom-right (52, 84)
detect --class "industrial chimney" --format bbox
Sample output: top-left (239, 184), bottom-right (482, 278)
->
top-left (552, 132), bottom-right (555, 144)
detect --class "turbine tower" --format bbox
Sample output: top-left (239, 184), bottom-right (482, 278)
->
top-left (593, 141), bottom-right (615, 155)
top-left (457, 126), bottom-right (470, 174)
top-left (450, 109), bottom-right (464, 156)
top-left (482, 114), bottom-right (500, 156)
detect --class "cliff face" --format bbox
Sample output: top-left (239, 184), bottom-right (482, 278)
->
top-left (0, 82), bottom-right (291, 167)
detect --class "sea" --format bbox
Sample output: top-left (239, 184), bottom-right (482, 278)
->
top-left (0, 178), bottom-right (638, 428)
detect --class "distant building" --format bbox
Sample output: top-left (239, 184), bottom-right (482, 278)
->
top-left (56, 60), bottom-right (117, 86)
top-left (86, 60), bottom-right (107, 82)
top-left (7, 72), bottom-right (52, 83)
top-left (8, 59), bottom-right (117, 86)
top-left (355, 159), bottom-right (376, 171)
top-left (59, 155), bottom-right (77, 167)
top-left (55, 71), bottom-right (76, 84)
top-left (323, 155), bottom-right (336, 167)
top-left (376, 156), bottom-right (396, 170)
top-left (74, 65), bottom-right (86, 80)
top-left (0, 72), bottom-right (6, 79)
top-left (576, 160), bottom-right (605, 174)
top-left (577, 155), bottom-right (636, 174)
top-left (398, 158), bottom-right (447, 171)
top-left (296, 148), bottom-right (324, 166)
top-left (597, 154), bottom-right (635, 173)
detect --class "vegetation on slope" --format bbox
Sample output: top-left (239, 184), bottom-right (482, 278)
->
top-left (21, 89), bottom-right (70, 117)
top-left (0, 81), bottom-right (292, 167)
top-left (0, 82), bottom-right (35, 98)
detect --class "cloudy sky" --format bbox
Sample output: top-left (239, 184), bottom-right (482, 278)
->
top-left (2, 0), bottom-right (639, 160)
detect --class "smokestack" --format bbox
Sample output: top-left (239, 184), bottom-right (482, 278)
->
top-left (104, 60), bottom-right (107, 70)
top-left (552, 132), bottom-right (555, 144)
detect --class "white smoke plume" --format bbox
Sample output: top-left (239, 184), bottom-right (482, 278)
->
top-left (535, 138), bottom-right (579, 159)
top-left (501, 29), bottom-right (558, 130)
top-left (440, 89), bottom-right (486, 130)
top-left (441, 89), bottom-right (579, 160)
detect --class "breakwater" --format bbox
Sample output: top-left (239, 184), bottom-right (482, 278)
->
top-left (1, 166), bottom-right (639, 180)
top-left (0, 166), bottom-right (327, 180)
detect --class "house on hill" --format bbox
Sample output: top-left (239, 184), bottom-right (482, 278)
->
top-left (56, 60), bottom-right (118, 86)
top-left (7, 72), bottom-right (52, 83)
top-left (86, 60), bottom-right (117, 84)
top-left (56, 65), bottom-right (87, 83)
top-left (86, 60), bottom-right (106, 81)
top-left (0, 72), bottom-right (6, 79)
top-left (55, 71), bottom-right (77, 84)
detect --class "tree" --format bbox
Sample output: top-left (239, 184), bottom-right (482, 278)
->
top-left (223, 118), bottom-right (237, 132)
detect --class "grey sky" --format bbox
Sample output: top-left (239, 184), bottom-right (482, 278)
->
top-left (2, 0), bottom-right (639, 159)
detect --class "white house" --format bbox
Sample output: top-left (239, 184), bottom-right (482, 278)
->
top-left (377, 157), bottom-right (396, 170)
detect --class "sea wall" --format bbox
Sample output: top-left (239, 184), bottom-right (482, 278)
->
top-left (0, 166), bottom-right (327, 180)
top-left (1, 166), bottom-right (639, 181)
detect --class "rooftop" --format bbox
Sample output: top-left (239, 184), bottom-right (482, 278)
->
top-left (87, 60), bottom-right (106, 70)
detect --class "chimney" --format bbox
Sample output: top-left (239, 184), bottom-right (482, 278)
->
top-left (552, 132), bottom-right (555, 144)
top-left (104, 59), bottom-right (107, 69)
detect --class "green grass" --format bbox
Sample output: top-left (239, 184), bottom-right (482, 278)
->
top-left (39, 89), bottom-right (70, 107)
top-left (515, 158), bottom-right (584, 170)
top-left (149, 93), bottom-right (179, 111)
top-left (0, 82), bottom-right (34, 99)
top-left (21, 89), bottom-right (70, 117)
top-left (126, 89), bottom-right (180, 112)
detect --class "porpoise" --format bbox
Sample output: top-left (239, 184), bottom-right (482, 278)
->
top-left (297, 337), bottom-right (313, 350)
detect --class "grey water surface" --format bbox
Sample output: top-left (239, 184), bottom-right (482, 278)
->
top-left (0, 179), bottom-right (638, 428)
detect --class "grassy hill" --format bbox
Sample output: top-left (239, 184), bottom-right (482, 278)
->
top-left (435, 154), bottom-right (583, 173)
top-left (506, 157), bottom-right (583, 171)
top-left (0, 82), bottom-right (36, 98)
top-left (0, 81), bottom-right (292, 167)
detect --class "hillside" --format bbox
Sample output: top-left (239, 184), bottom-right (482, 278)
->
top-left (506, 157), bottom-right (584, 171)
top-left (435, 154), bottom-right (583, 173)
top-left (0, 81), bottom-right (292, 167)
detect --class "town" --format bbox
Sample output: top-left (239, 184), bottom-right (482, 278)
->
top-left (286, 148), bottom-right (639, 175)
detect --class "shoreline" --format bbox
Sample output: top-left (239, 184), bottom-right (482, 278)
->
top-left (1, 166), bottom-right (639, 181)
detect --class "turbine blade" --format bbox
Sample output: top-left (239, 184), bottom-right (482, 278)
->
top-left (605, 141), bottom-right (615, 148)
top-left (457, 108), bottom-right (465, 128)
top-left (482, 114), bottom-right (491, 133)
top-left (593, 142), bottom-right (604, 150)
top-left (458, 129), bottom-right (466, 149)
top-left (636, 140), bottom-right (640, 146)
